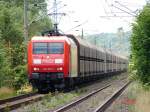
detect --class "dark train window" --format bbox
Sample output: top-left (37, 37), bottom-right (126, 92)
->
top-left (33, 42), bottom-right (64, 54)
top-left (33, 42), bottom-right (48, 54)
top-left (48, 43), bottom-right (64, 54)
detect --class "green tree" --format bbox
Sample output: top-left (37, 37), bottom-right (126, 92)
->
top-left (0, 0), bottom-right (52, 90)
top-left (130, 4), bottom-right (150, 85)
top-left (0, 40), bottom-right (14, 88)
top-left (0, 4), bottom-right (23, 45)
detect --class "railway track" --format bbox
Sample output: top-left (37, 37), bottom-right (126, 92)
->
top-left (0, 92), bottom-right (45, 112)
top-left (1, 73), bottom-right (127, 112)
top-left (94, 82), bottom-right (130, 112)
top-left (53, 84), bottom-right (111, 112)
top-left (52, 81), bottom-right (130, 112)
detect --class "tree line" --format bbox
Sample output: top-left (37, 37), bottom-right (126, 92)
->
top-left (0, 0), bottom-right (52, 90)
top-left (130, 3), bottom-right (150, 86)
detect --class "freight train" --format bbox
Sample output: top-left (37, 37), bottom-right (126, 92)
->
top-left (27, 32), bottom-right (128, 93)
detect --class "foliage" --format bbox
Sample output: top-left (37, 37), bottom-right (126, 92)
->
top-left (0, 0), bottom-right (52, 90)
top-left (0, 40), bottom-right (13, 87)
top-left (0, 3), bottom-right (23, 44)
top-left (16, 84), bottom-right (32, 94)
top-left (130, 4), bottom-right (150, 85)
top-left (11, 44), bottom-right (26, 67)
top-left (13, 65), bottom-right (28, 89)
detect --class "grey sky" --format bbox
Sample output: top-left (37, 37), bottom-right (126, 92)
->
top-left (47, 0), bottom-right (146, 35)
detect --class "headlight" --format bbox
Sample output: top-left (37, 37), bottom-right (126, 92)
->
top-left (33, 67), bottom-right (39, 71)
top-left (55, 59), bottom-right (63, 64)
top-left (57, 67), bottom-right (63, 70)
top-left (33, 59), bottom-right (41, 64)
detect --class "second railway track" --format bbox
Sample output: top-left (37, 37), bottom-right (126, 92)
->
top-left (94, 82), bottom-right (130, 112)
top-left (0, 92), bottom-right (44, 112)
top-left (53, 84), bottom-right (111, 112)
top-left (52, 80), bottom-right (130, 112)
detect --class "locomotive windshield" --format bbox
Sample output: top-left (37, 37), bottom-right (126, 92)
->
top-left (48, 43), bottom-right (64, 54)
top-left (33, 42), bottom-right (64, 54)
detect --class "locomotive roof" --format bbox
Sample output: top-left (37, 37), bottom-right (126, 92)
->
top-left (31, 36), bottom-right (69, 41)
top-left (31, 36), bottom-right (73, 44)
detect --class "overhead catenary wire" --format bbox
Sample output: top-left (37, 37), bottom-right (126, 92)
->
top-left (99, 0), bottom-right (141, 19)
top-left (111, 4), bottom-right (136, 16)
top-left (99, 15), bottom-right (133, 18)
top-left (115, 1), bottom-right (133, 12)
top-left (65, 20), bottom-right (88, 33)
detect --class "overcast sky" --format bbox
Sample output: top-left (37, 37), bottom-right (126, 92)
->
top-left (47, 0), bottom-right (146, 35)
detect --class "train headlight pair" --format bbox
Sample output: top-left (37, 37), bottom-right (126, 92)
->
top-left (57, 67), bottom-right (63, 70)
top-left (33, 67), bottom-right (39, 71)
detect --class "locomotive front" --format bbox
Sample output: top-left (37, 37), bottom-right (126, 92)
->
top-left (27, 36), bottom-right (70, 92)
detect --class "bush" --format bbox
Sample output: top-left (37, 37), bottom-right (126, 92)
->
top-left (130, 4), bottom-right (150, 85)
top-left (13, 65), bottom-right (28, 90)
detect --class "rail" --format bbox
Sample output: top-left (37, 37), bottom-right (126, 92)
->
top-left (53, 84), bottom-right (111, 112)
top-left (0, 92), bottom-right (44, 111)
top-left (93, 82), bottom-right (131, 112)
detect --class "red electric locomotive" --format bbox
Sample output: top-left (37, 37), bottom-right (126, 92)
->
top-left (28, 35), bottom-right (72, 92)
top-left (28, 32), bottom-right (128, 93)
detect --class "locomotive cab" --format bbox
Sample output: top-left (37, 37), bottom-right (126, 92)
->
top-left (28, 36), bottom-right (70, 92)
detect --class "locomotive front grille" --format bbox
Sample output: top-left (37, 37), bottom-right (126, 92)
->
top-left (31, 72), bottom-right (64, 80)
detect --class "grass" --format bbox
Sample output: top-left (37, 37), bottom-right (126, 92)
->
top-left (43, 92), bottom-right (79, 108)
top-left (127, 82), bottom-right (150, 112)
top-left (17, 89), bottom-right (86, 112)
top-left (19, 92), bottom-right (79, 112)
top-left (0, 84), bottom-right (33, 100)
top-left (0, 87), bottom-right (16, 99)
